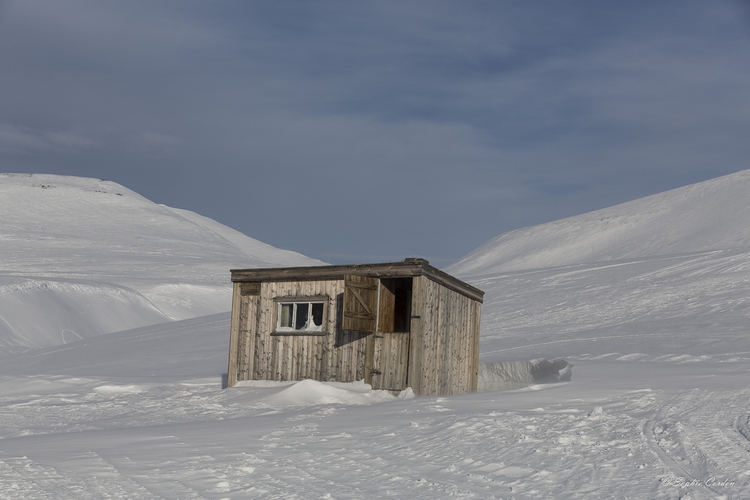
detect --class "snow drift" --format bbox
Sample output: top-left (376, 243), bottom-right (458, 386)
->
top-left (477, 359), bottom-right (572, 391)
top-left (0, 277), bottom-right (169, 352)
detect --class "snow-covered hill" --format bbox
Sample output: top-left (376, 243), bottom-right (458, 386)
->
top-left (0, 173), bottom-right (323, 351)
top-left (0, 170), bottom-right (749, 497)
top-left (446, 169), bottom-right (750, 276)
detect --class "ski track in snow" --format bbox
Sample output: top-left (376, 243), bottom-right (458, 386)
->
top-left (0, 374), bottom-right (746, 496)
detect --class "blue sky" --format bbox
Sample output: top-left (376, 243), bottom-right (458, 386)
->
top-left (2, 1), bottom-right (750, 267)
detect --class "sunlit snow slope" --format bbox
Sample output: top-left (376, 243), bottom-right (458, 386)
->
top-left (446, 169), bottom-right (750, 365)
top-left (0, 173), bottom-right (323, 351)
top-left (446, 169), bottom-right (750, 276)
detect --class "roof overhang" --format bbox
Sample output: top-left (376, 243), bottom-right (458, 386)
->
top-left (231, 260), bottom-right (484, 303)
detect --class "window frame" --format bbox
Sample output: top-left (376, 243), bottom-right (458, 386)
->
top-left (271, 295), bottom-right (329, 336)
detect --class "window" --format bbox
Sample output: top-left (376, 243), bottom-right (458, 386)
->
top-left (273, 297), bottom-right (328, 335)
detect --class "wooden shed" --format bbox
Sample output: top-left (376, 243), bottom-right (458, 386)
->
top-left (226, 258), bottom-right (483, 396)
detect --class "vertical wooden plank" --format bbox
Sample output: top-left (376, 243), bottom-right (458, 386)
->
top-left (434, 281), bottom-right (443, 395)
top-left (301, 280), bottom-right (318, 380)
top-left (308, 280), bottom-right (320, 380)
top-left (423, 278), bottom-right (439, 396)
top-left (316, 279), bottom-right (326, 379)
top-left (275, 335), bottom-right (283, 381)
top-left (241, 298), bottom-right (250, 379)
top-left (346, 330), bottom-right (356, 382)
top-left (272, 281), bottom-right (283, 381)
top-left (407, 275), bottom-right (424, 395)
top-left (253, 282), bottom-right (266, 379)
top-left (290, 334), bottom-right (299, 381)
top-left (260, 281), bottom-right (273, 380)
top-left (450, 294), bottom-right (461, 395)
top-left (418, 277), bottom-right (430, 395)
top-left (433, 280), bottom-right (443, 395)
top-left (326, 279), bottom-right (336, 381)
top-left (335, 331), bottom-right (344, 382)
top-left (235, 295), bottom-right (248, 380)
top-left (284, 335), bottom-right (292, 381)
top-left (339, 331), bottom-right (349, 383)
top-left (285, 282), bottom-right (295, 380)
top-left (378, 280), bottom-right (395, 333)
top-left (364, 332), bottom-right (375, 385)
top-left (301, 334), bottom-right (310, 380)
top-left (471, 301), bottom-right (481, 392)
top-left (389, 334), bottom-right (398, 389)
top-left (227, 282), bottom-right (243, 388)
top-left (459, 295), bottom-right (469, 393)
top-left (443, 287), bottom-right (458, 395)
top-left (271, 335), bottom-right (280, 381)
top-left (381, 334), bottom-right (392, 389)
top-left (264, 281), bottom-right (273, 381)
top-left (423, 278), bottom-right (435, 395)
top-left (373, 335), bottom-right (383, 388)
top-left (396, 333), bottom-right (409, 390)
top-left (343, 334), bottom-right (351, 382)
top-left (443, 287), bottom-right (456, 394)
top-left (465, 297), bottom-right (474, 393)
top-left (459, 295), bottom-right (470, 393)
top-left (240, 295), bottom-right (259, 382)
top-left (447, 291), bottom-right (460, 395)
top-left (352, 333), bottom-right (362, 381)
top-left (271, 283), bottom-right (282, 381)
top-left (442, 288), bottom-right (452, 395)
top-left (347, 330), bottom-right (356, 381)
top-left (398, 332), bottom-right (409, 389)
top-left (394, 333), bottom-right (401, 390)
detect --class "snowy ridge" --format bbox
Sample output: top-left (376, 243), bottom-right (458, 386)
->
top-left (446, 168), bottom-right (750, 276)
top-left (0, 173), bottom-right (323, 351)
top-left (162, 205), bottom-right (320, 268)
top-left (0, 173), bottom-right (323, 283)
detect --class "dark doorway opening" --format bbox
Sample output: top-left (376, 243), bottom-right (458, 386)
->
top-left (378, 278), bottom-right (412, 333)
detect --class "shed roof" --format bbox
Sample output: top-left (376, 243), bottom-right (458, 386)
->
top-left (231, 258), bottom-right (484, 303)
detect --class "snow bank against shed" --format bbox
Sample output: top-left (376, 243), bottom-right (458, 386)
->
top-left (233, 379), bottom-right (414, 406)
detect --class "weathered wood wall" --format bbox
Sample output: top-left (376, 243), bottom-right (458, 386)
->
top-left (227, 272), bottom-right (482, 396)
top-left (229, 279), bottom-right (368, 385)
top-left (364, 331), bottom-right (410, 391)
top-left (407, 276), bottom-right (481, 396)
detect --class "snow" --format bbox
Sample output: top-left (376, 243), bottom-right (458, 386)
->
top-left (477, 359), bottom-right (572, 392)
top-left (0, 173), bottom-right (323, 352)
top-left (446, 169), bottom-right (750, 276)
top-left (1, 171), bottom-right (750, 498)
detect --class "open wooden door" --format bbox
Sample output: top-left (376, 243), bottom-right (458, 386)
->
top-left (365, 277), bottom-right (412, 392)
top-left (343, 274), bottom-right (378, 333)
top-left (344, 275), bottom-right (411, 392)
